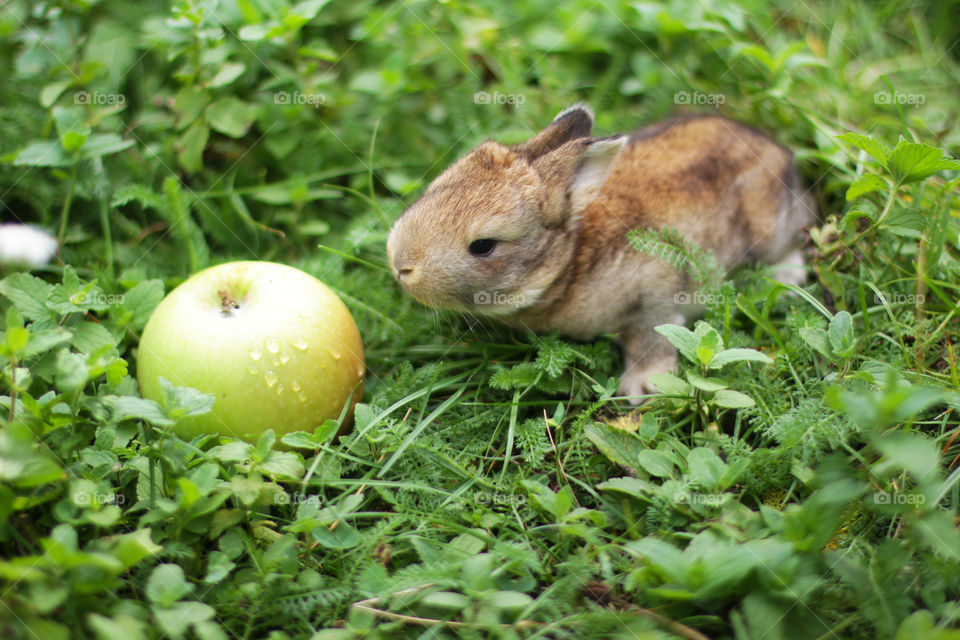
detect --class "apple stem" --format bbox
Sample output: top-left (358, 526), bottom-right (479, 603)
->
top-left (219, 289), bottom-right (240, 315)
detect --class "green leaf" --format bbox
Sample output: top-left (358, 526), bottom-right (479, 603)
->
top-left (485, 590), bottom-right (533, 612)
top-left (15, 141), bottom-right (72, 166)
top-left (895, 610), bottom-right (960, 640)
top-left (205, 98), bottom-right (258, 138)
top-left (5, 316), bottom-right (28, 355)
top-left (51, 107), bottom-right (87, 152)
top-left (0, 273), bottom-right (55, 321)
top-left (111, 529), bottom-right (162, 569)
top-left (912, 510), bottom-right (960, 561)
top-left (648, 372), bottom-right (691, 396)
top-left (584, 422), bottom-right (647, 469)
top-left (55, 350), bottom-right (89, 394)
top-left (210, 441), bottom-right (254, 464)
top-left (713, 389), bottom-right (756, 409)
top-left (708, 348), bottom-right (773, 370)
top-left (39, 80), bottom-right (72, 108)
top-left (874, 432), bottom-right (940, 485)
top-left (882, 207), bottom-right (926, 238)
top-left (280, 420), bottom-right (340, 449)
top-left (79, 134), bottom-right (134, 159)
top-left (654, 324), bottom-right (698, 363)
top-left (22, 328), bottom-right (73, 358)
top-left (685, 372), bottom-right (728, 391)
top-left (837, 132), bottom-right (891, 164)
top-left (203, 551), bottom-right (236, 584)
top-left (207, 62), bottom-right (246, 88)
top-left (846, 173), bottom-right (888, 201)
top-left (696, 328), bottom-right (720, 366)
top-left (799, 326), bottom-right (834, 359)
top-left (158, 378), bottom-right (215, 420)
top-left (71, 321), bottom-right (117, 355)
top-left (888, 140), bottom-right (960, 185)
top-left (420, 591), bottom-right (470, 611)
top-left (828, 311), bottom-right (856, 357)
top-left (311, 521), bottom-right (360, 548)
top-left (687, 448), bottom-right (728, 490)
top-left (88, 613), bottom-right (149, 640)
top-left (119, 280), bottom-right (165, 330)
top-left (259, 451), bottom-right (305, 483)
top-left (103, 395), bottom-right (174, 427)
top-left (177, 124), bottom-right (209, 173)
top-left (146, 564), bottom-right (191, 606)
top-left (636, 449), bottom-right (675, 477)
top-left (153, 602), bottom-right (216, 639)
top-left (625, 537), bottom-right (686, 579)
top-left (174, 87), bottom-right (211, 130)
top-left (533, 334), bottom-right (577, 378)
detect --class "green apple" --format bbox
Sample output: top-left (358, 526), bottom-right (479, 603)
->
top-left (137, 261), bottom-right (364, 441)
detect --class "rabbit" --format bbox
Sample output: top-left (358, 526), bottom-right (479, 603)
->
top-left (386, 104), bottom-right (815, 401)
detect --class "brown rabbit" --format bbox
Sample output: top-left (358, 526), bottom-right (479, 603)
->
top-left (386, 105), bottom-right (814, 401)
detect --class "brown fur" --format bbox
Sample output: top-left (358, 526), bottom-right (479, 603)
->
top-left (386, 105), bottom-right (815, 400)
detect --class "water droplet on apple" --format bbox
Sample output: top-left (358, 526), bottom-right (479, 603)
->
top-left (280, 354), bottom-right (290, 364)
top-left (247, 367), bottom-right (258, 375)
top-left (291, 380), bottom-right (302, 392)
top-left (329, 349), bottom-right (342, 360)
top-left (297, 393), bottom-right (308, 403)
top-left (264, 371), bottom-right (278, 388)
top-left (277, 383), bottom-right (285, 394)
top-left (250, 348), bottom-right (263, 361)
top-left (292, 337), bottom-right (309, 350)
top-left (265, 337), bottom-right (280, 353)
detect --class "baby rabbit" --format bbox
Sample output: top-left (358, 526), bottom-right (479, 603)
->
top-left (386, 105), bottom-right (814, 401)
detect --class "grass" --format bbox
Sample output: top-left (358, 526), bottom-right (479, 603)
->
top-left (1, 0), bottom-right (960, 638)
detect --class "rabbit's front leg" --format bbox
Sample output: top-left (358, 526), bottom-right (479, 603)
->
top-left (617, 309), bottom-right (686, 403)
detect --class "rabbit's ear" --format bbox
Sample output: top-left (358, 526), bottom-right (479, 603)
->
top-left (568, 136), bottom-right (627, 213)
top-left (514, 104), bottom-right (594, 159)
top-left (531, 135), bottom-right (627, 226)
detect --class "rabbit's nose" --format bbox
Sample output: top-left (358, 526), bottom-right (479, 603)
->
top-left (392, 256), bottom-right (417, 282)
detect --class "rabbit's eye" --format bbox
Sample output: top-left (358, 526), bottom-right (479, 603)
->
top-left (468, 238), bottom-right (497, 257)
